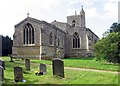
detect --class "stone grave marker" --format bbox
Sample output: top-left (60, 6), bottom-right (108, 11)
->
top-left (25, 59), bottom-right (30, 71)
top-left (52, 58), bottom-right (64, 78)
top-left (0, 66), bottom-right (4, 81)
top-left (0, 60), bottom-right (5, 70)
top-left (14, 67), bottom-right (23, 82)
top-left (40, 63), bottom-right (47, 74)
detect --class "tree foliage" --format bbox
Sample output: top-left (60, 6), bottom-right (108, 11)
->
top-left (110, 23), bottom-right (120, 32)
top-left (0, 35), bottom-right (13, 56)
top-left (95, 23), bottom-right (120, 63)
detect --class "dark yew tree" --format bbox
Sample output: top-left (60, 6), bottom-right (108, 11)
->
top-left (0, 35), bottom-right (13, 56)
top-left (110, 23), bottom-right (120, 32)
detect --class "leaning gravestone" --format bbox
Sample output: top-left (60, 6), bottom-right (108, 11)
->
top-left (52, 58), bottom-right (64, 78)
top-left (0, 66), bottom-right (4, 81)
top-left (14, 67), bottom-right (23, 82)
top-left (40, 63), bottom-right (47, 74)
top-left (25, 59), bottom-right (30, 71)
top-left (0, 60), bottom-right (5, 70)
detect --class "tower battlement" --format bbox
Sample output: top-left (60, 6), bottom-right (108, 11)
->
top-left (67, 6), bottom-right (86, 27)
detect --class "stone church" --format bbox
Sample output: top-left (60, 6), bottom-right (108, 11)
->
top-left (12, 7), bottom-right (99, 60)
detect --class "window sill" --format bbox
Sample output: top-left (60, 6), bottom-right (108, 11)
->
top-left (23, 44), bottom-right (35, 46)
top-left (72, 48), bottom-right (81, 49)
top-left (49, 45), bottom-right (54, 47)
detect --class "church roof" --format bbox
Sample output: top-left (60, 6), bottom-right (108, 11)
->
top-left (51, 20), bottom-right (70, 32)
top-left (14, 17), bottom-right (42, 28)
top-left (15, 17), bottom-right (66, 34)
top-left (87, 28), bottom-right (99, 38)
top-left (14, 16), bottom-right (99, 38)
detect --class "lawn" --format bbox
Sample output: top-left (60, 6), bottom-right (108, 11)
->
top-left (0, 57), bottom-right (119, 85)
top-left (31, 57), bottom-right (119, 72)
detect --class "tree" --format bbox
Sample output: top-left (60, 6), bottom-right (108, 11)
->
top-left (1, 35), bottom-right (13, 56)
top-left (95, 22), bottom-right (120, 63)
top-left (94, 32), bottom-right (120, 63)
top-left (110, 23), bottom-right (120, 32)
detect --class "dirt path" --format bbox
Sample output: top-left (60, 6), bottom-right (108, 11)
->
top-left (47, 65), bottom-right (119, 74)
top-left (64, 66), bottom-right (119, 74)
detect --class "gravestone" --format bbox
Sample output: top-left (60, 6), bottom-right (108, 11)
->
top-left (0, 66), bottom-right (4, 81)
top-left (0, 60), bottom-right (5, 70)
top-left (40, 63), bottom-right (46, 74)
top-left (14, 67), bottom-right (23, 82)
top-left (52, 58), bottom-right (64, 78)
top-left (25, 59), bottom-right (30, 71)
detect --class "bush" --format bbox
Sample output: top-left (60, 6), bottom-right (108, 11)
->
top-left (94, 32), bottom-right (120, 63)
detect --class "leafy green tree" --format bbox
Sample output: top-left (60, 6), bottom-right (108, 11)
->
top-left (95, 22), bottom-right (120, 63)
top-left (95, 32), bottom-right (120, 63)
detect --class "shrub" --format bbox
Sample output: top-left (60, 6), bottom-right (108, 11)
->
top-left (94, 32), bottom-right (120, 63)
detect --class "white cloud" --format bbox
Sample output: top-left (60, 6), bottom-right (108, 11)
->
top-left (68, 0), bottom-right (93, 6)
top-left (85, 7), bottom-right (99, 17)
top-left (103, 0), bottom-right (119, 19)
top-left (26, 0), bottom-right (61, 10)
top-left (83, 0), bottom-right (119, 38)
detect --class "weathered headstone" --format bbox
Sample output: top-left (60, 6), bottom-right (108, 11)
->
top-left (0, 60), bottom-right (5, 70)
top-left (0, 66), bottom-right (4, 81)
top-left (14, 67), bottom-right (23, 82)
top-left (25, 59), bottom-right (30, 71)
top-left (52, 58), bottom-right (64, 78)
top-left (40, 63), bottom-right (46, 74)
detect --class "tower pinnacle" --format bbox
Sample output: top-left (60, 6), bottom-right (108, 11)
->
top-left (81, 5), bottom-right (83, 8)
top-left (75, 11), bottom-right (77, 15)
top-left (80, 5), bottom-right (85, 15)
top-left (27, 13), bottom-right (30, 17)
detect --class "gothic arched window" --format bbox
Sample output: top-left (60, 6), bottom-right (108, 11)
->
top-left (23, 29), bottom-right (26, 44)
top-left (23, 23), bottom-right (34, 44)
top-left (31, 27), bottom-right (34, 44)
top-left (73, 32), bottom-right (80, 48)
top-left (49, 32), bottom-right (53, 45)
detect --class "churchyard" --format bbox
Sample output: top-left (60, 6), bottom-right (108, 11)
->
top-left (0, 57), bottom-right (119, 85)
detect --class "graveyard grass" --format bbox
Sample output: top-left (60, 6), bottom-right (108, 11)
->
top-left (32, 57), bottom-right (119, 72)
top-left (1, 57), bottom-right (119, 84)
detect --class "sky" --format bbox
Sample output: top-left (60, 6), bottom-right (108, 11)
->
top-left (0, 0), bottom-right (119, 39)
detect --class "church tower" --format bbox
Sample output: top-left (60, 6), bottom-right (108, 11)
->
top-left (67, 6), bottom-right (86, 27)
top-left (80, 6), bottom-right (85, 27)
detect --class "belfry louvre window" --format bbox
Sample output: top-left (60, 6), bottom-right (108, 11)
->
top-left (73, 32), bottom-right (80, 48)
top-left (72, 20), bottom-right (75, 27)
top-left (23, 23), bottom-right (34, 44)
